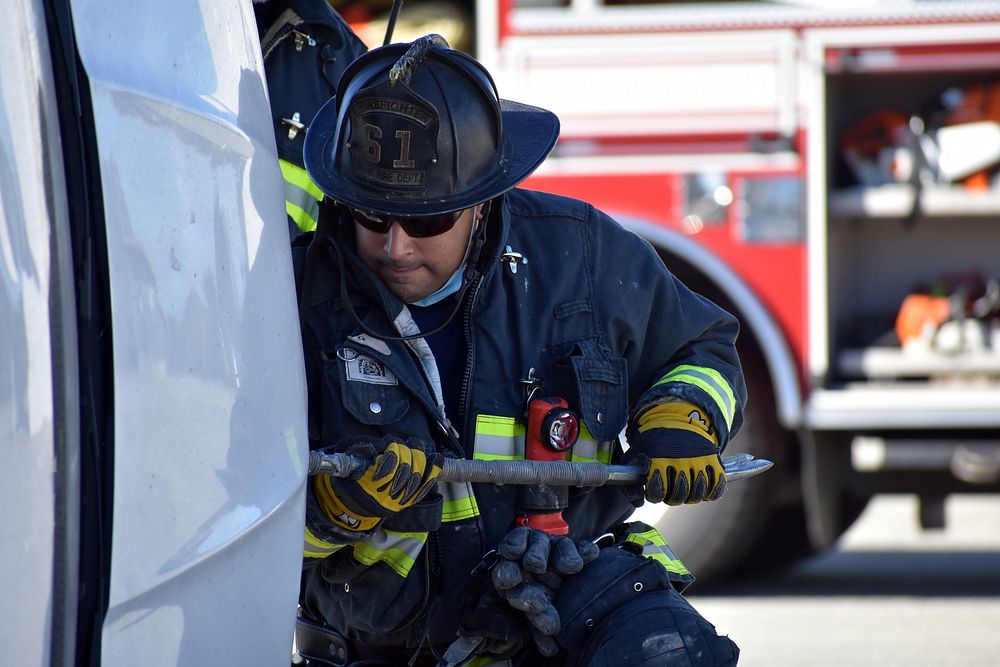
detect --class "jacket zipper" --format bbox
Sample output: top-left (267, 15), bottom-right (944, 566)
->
top-left (262, 23), bottom-right (315, 61)
top-left (456, 276), bottom-right (483, 454)
top-left (428, 530), bottom-right (442, 599)
top-left (455, 276), bottom-right (491, 558)
top-left (261, 23), bottom-right (295, 61)
top-left (417, 279), bottom-right (473, 641)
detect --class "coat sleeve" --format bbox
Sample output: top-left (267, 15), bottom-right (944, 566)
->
top-left (584, 204), bottom-right (747, 449)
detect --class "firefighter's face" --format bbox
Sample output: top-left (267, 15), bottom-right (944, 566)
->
top-left (355, 206), bottom-right (478, 303)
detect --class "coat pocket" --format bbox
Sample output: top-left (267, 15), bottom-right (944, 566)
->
top-left (324, 347), bottom-right (410, 425)
top-left (552, 339), bottom-right (628, 442)
top-left (318, 533), bottom-right (431, 634)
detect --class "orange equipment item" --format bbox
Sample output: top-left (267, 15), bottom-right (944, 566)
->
top-left (895, 293), bottom-right (951, 346)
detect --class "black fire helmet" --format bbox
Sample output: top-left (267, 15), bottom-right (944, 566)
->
top-left (303, 34), bottom-right (560, 218)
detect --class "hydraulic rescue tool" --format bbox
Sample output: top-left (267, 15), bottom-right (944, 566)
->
top-left (308, 449), bottom-right (772, 486)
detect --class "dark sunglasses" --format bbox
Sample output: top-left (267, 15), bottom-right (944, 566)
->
top-left (349, 207), bottom-right (463, 238)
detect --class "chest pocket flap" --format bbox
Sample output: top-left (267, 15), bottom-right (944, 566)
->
top-left (562, 340), bottom-right (628, 442)
top-left (327, 347), bottom-right (410, 425)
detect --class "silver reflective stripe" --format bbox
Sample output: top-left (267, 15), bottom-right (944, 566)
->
top-left (304, 527), bottom-right (346, 559)
top-left (567, 423), bottom-right (612, 464)
top-left (626, 529), bottom-right (690, 576)
top-left (351, 529), bottom-right (428, 578)
top-left (639, 543), bottom-right (688, 574)
top-left (284, 185), bottom-right (319, 232)
top-left (440, 481), bottom-right (479, 522)
top-left (474, 415), bottom-right (612, 463)
top-left (474, 415), bottom-right (524, 459)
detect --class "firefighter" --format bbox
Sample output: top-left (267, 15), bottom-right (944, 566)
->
top-left (253, 0), bottom-right (367, 240)
top-left (293, 35), bottom-right (744, 666)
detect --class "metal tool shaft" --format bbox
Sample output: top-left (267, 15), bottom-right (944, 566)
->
top-left (308, 450), bottom-right (772, 485)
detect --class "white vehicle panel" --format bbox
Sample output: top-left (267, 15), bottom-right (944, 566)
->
top-left (1, 0), bottom-right (69, 661)
top-left (69, 0), bottom-right (307, 663)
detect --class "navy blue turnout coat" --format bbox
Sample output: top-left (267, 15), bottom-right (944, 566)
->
top-left (295, 187), bottom-right (746, 651)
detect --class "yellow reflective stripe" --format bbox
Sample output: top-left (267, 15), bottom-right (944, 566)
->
top-left (654, 365), bottom-right (736, 429)
top-left (286, 199), bottom-right (317, 233)
top-left (442, 497), bottom-right (479, 521)
top-left (474, 415), bottom-right (525, 460)
top-left (475, 414), bottom-right (612, 463)
top-left (304, 526), bottom-right (346, 559)
top-left (628, 528), bottom-right (665, 547)
top-left (350, 530), bottom-right (428, 578)
top-left (570, 423), bottom-right (597, 460)
top-left (280, 160), bottom-right (322, 232)
top-left (475, 452), bottom-right (516, 461)
top-left (646, 551), bottom-right (690, 576)
top-left (279, 159), bottom-right (325, 200)
top-left (469, 657), bottom-right (513, 667)
top-left (440, 481), bottom-right (480, 522)
top-left (568, 448), bottom-right (611, 464)
top-left (625, 529), bottom-right (690, 576)
top-left (476, 414), bottom-right (524, 437)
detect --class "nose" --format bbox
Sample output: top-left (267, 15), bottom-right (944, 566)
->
top-left (383, 221), bottom-right (416, 259)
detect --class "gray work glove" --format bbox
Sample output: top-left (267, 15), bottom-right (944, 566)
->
top-left (491, 526), bottom-right (600, 656)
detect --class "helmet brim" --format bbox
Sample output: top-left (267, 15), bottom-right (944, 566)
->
top-left (304, 94), bottom-right (560, 217)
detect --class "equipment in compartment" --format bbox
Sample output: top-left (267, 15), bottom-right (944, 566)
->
top-left (838, 80), bottom-right (1000, 192)
top-left (896, 274), bottom-right (1000, 357)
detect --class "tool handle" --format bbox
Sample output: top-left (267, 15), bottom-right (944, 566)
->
top-left (308, 451), bottom-right (772, 485)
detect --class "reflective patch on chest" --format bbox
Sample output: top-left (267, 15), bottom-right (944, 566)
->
top-left (344, 354), bottom-right (398, 386)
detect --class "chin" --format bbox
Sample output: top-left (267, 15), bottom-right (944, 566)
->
top-left (389, 285), bottom-right (428, 304)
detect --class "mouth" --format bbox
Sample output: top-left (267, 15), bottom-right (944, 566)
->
top-left (382, 263), bottom-right (422, 281)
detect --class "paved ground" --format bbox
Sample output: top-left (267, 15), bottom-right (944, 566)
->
top-left (686, 494), bottom-right (1000, 666)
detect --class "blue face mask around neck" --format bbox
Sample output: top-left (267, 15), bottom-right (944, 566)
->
top-left (410, 265), bottom-right (465, 307)
top-left (408, 214), bottom-right (481, 308)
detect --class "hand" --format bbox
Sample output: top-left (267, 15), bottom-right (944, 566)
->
top-left (491, 527), bottom-right (599, 656)
top-left (629, 400), bottom-right (727, 505)
top-left (497, 525), bottom-right (599, 576)
top-left (640, 452), bottom-right (727, 506)
top-left (313, 435), bottom-right (443, 533)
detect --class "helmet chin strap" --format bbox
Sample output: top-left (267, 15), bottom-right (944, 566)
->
top-left (335, 200), bottom-right (493, 342)
top-left (411, 205), bottom-right (484, 307)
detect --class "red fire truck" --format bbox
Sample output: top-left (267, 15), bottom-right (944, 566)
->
top-left (343, 0), bottom-right (1000, 583)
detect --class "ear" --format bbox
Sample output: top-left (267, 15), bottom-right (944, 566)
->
top-left (475, 204), bottom-right (485, 220)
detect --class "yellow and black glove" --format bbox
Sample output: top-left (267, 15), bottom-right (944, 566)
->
top-left (313, 435), bottom-right (443, 533)
top-left (629, 400), bottom-right (727, 506)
